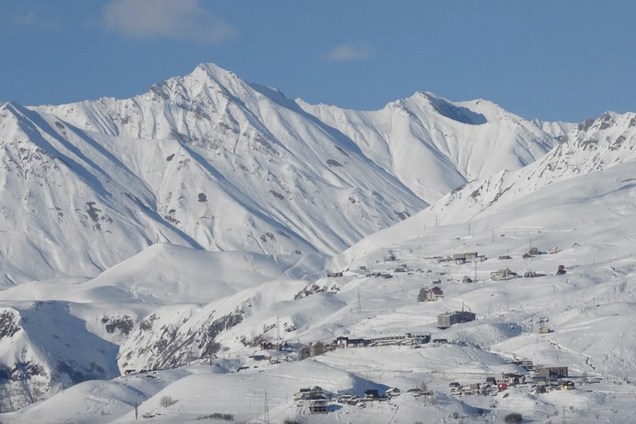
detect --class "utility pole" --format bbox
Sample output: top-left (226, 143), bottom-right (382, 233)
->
top-left (263, 391), bottom-right (270, 424)
top-left (435, 214), bottom-right (438, 227)
top-left (468, 221), bottom-right (471, 236)
top-left (356, 289), bottom-right (362, 314)
top-left (474, 261), bottom-right (477, 282)
top-left (276, 314), bottom-right (281, 341)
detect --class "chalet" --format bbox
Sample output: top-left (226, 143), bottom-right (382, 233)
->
top-left (549, 246), bottom-right (559, 254)
top-left (524, 269), bottom-right (537, 278)
top-left (437, 311), bottom-right (476, 329)
top-left (425, 286), bottom-right (444, 301)
top-left (499, 255), bottom-right (512, 260)
top-left (491, 268), bottom-right (515, 281)
top-left (539, 326), bottom-right (552, 334)
top-left (536, 367), bottom-right (568, 381)
top-left (448, 382), bottom-right (461, 392)
top-left (462, 276), bottom-right (473, 283)
top-left (485, 377), bottom-right (497, 385)
top-left (327, 271), bottom-right (343, 278)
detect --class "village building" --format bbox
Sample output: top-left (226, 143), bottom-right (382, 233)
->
top-left (536, 366), bottom-right (568, 381)
top-left (502, 373), bottom-right (526, 385)
top-left (364, 389), bottom-right (380, 399)
top-left (453, 252), bottom-right (479, 262)
top-left (539, 326), bottom-right (552, 334)
top-left (334, 336), bottom-right (370, 348)
top-left (385, 387), bottom-right (401, 398)
top-left (298, 346), bottom-right (310, 360)
top-left (426, 286), bottom-right (444, 301)
top-left (309, 399), bottom-right (328, 413)
top-left (491, 268), bottom-right (515, 281)
top-left (248, 354), bottom-right (268, 361)
top-left (309, 342), bottom-right (326, 357)
top-left (294, 388), bottom-right (312, 400)
top-left (437, 311), bottom-right (476, 329)
top-left (549, 246), bottom-right (559, 254)
top-left (524, 269), bottom-right (538, 278)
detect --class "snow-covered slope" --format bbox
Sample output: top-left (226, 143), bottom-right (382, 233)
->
top-left (299, 92), bottom-right (559, 202)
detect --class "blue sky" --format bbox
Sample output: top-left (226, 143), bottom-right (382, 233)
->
top-left (1, 0), bottom-right (634, 122)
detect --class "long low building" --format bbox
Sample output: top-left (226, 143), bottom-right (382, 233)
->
top-left (437, 311), bottom-right (476, 329)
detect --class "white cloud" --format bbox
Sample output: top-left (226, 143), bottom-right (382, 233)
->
top-left (327, 41), bottom-right (372, 61)
top-left (103, 0), bottom-right (236, 44)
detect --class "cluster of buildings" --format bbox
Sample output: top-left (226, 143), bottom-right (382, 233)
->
top-left (447, 365), bottom-right (573, 396)
top-left (294, 385), bottom-right (432, 414)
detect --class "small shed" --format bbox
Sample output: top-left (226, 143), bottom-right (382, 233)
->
top-left (539, 326), bottom-right (551, 334)
top-left (549, 246), bottom-right (559, 254)
top-left (524, 270), bottom-right (537, 278)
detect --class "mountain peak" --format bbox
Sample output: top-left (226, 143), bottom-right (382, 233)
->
top-left (405, 91), bottom-right (488, 125)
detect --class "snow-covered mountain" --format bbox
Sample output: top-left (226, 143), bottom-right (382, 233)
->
top-left (7, 61), bottom-right (636, 422)
top-left (299, 91), bottom-right (558, 202)
top-left (0, 63), bottom-right (564, 286)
